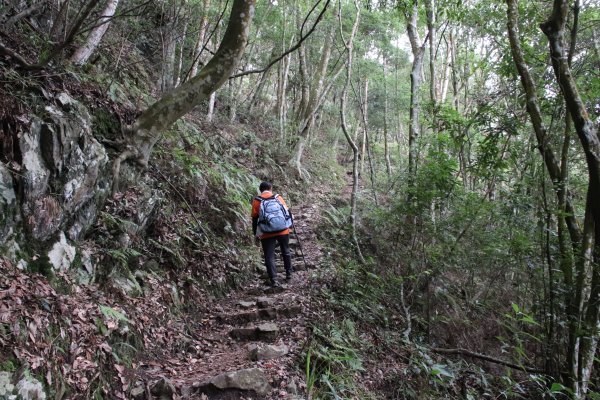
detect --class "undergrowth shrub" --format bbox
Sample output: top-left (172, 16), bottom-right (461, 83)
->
top-left (305, 319), bottom-right (368, 400)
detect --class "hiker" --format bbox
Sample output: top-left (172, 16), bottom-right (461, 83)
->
top-left (251, 181), bottom-right (293, 287)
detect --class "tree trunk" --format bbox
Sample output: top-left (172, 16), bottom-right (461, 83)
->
top-left (439, 36), bottom-right (451, 103)
top-left (506, 0), bottom-right (582, 250)
top-left (69, 0), bottom-right (119, 65)
top-left (296, 41), bottom-right (310, 120)
top-left (174, 18), bottom-right (188, 87)
top-left (49, 0), bottom-right (70, 43)
top-left (356, 78), bottom-right (378, 205)
top-left (228, 78), bottom-right (237, 122)
top-left (278, 52), bottom-right (292, 142)
top-left (159, 3), bottom-right (177, 93)
top-left (339, 0), bottom-right (365, 264)
top-left (248, 68), bottom-right (271, 113)
top-left (383, 62), bottom-right (392, 176)
top-left (289, 4), bottom-right (337, 174)
top-left (592, 26), bottom-right (600, 66)
top-left (112, 0), bottom-right (256, 193)
top-left (425, 0), bottom-right (436, 106)
top-left (207, 91), bottom-right (216, 122)
top-left (190, 0), bottom-right (211, 78)
top-left (450, 29), bottom-right (460, 112)
top-left (360, 78), bottom-right (368, 174)
top-left (289, 61), bottom-right (344, 177)
top-left (541, 0), bottom-right (600, 395)
top-left (206, 23), bottom-right (221, 122)
top-left (406, 0), bottom-right (427, 191)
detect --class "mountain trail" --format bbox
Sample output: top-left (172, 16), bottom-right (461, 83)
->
top-left (135, 190), bottom-right (329, 399)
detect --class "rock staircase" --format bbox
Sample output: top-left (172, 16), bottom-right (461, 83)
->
top-left (137, 204), bottom-right (323, 399)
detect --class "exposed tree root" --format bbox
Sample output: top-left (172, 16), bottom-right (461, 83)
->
top-left (432, 347), bottom-right (545, 374)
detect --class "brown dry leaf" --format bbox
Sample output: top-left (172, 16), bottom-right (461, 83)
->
top-left (98, 342), bottom-right (112, 353)
top-left (106, 320), bottom-right (118, 330)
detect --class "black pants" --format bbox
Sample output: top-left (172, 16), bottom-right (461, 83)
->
top-left (261, 234), bottom-right (292, 283)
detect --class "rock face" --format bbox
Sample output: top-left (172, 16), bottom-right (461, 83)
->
top-left (1, 92), bottom-right (111, 256)
top-left (20, 95), bottom-right (110, 243)
top-left (0, 91), bottom-right (168, 276)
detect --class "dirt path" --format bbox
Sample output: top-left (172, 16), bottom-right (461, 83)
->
top-left (136, 199), bottom-right (326, 399)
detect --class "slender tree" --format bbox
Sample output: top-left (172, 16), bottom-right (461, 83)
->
top-left (339, 0), bottom-right (365, 263)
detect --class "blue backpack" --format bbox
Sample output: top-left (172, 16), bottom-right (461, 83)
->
top-left (256, 195), bottom-right (292, 233)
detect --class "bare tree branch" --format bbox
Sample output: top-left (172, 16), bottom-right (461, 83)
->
top-left (230, 0), bottom-right (331, 79)
top-left (0, 39), bottom-right (35, 69)
top-left (5, 1), bottom-right (47, 27)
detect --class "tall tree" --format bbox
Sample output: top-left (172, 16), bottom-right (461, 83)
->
top-left (339, 0), bottom-right (365, 264)
top-left (507, 0), bottom-right (600, 395)
top-left (540, 0), bottom-right (600, 396)
top-left (289, 2), bottom-right (336, 177)
top-left (404, 0), bottom-right (427, 192)
top-left (112, 0), bottom-right (256, 192)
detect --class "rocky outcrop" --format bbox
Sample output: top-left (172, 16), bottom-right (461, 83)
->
top-left (0, 91), bottom-right (114, 271)
top-left (0, 371), bottom-right (47, 400)
top-left (19, 93), bottom-right (110, 243)
top-left (0, 92), bottom-right (111, 253)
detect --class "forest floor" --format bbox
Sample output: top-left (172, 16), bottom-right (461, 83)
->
top-left (134, 188), bottom-right (329, 399)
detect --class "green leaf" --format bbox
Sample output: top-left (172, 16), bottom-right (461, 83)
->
top-left (430, 364), bottom-right (454, 379)
top-left (519, 314), bottom-right (540, 326)
top-left (511, 303), bottom-right (520, 313)
top-left (550, 382), bottom-right (566, 393)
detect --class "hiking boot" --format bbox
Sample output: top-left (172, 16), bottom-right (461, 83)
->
top-left (269, 280), bottom-right (282, 288)
top-left (285, 274), bottom-right (293, 282)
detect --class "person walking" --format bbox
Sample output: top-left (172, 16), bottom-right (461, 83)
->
top-left (251, 182), bottom-right (293, 287)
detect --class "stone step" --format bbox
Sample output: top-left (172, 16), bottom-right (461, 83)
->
top-left (217, 308), bottom-right (277, 324)
top-left (237, 300), bottom-right (256, 309)
top-left (217, 305), bottom-right (302, 325)
top-left (263, 285), bottom-right (285, 294)
top-left (257, 296), bottom-right (275, 308)
top-left (257, 265), bottom-right (306, 279)
top-left (248, 343), bottom-right (289, 361)
top-left (230, 322), bottom-right (279, 342)
top-left (184, 368), bottom-right (271, 398)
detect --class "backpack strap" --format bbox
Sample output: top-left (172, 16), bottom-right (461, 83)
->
top-left (255, 195), bottom-right (276, 202)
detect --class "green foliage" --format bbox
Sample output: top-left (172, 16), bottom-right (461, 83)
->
top-left (319, 260), bottom-right (401, 327)
top-left (305, 319), bottom-right (367, 399)
top-left (99, 305), bottom-right (130, 323)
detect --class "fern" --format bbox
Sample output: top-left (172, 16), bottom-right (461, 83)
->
top-left (98, 305), bottom-right (130, 323)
